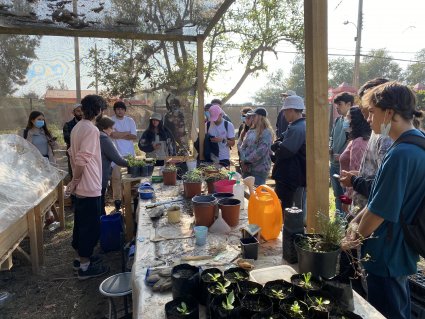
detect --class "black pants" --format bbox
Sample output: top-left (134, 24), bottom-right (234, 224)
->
top-left (275, 182), bottom-right (297, 211)
top-left (72, 196), bottom-right (101, 258)
top-left (101, 187), bottom-right (106, 216)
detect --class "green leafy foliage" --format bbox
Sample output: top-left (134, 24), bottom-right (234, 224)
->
top-left (221, 291), bottom-right (235, 310)
top-left (125, 155), bottom-right (145, 167)
top-left (404, 49), bottom-right (425, 85)
top-left (163, 164), bottom-right (177, 172)
top-left (207, 273), bottom-right (222, 282)
top-left (176, 302), bottom-right (189, 315)
top-left (271, 289), bottom-right (285, 299)
top-left (300, 272), bottom-right (312, 289)
top-left (182, 169), bottom-right (203, 183)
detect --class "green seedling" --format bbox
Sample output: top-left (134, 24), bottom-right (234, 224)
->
top-left (290, 301), bottom-right (303, 315)
top-left (248, 287), bottom-right (258, 294)
top-left (221, 291), bottom-right (235, 310)
top-left (176, 302), bottom-right (189, 315)
top-left (208, 273), bottom-right (222, 282)
top-left (233, 272), bottom-right (245, 281)
top-left (300, 272), bottom-right (313, 289)
top-left (214, 280), bottom-right (231, 294)
top-left (271, 289), bottom-right (285, 299)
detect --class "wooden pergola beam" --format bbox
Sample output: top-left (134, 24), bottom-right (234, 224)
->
top-left (0, 25), bottom-right (197, 42)
top-left (203, 0), bottom-right (236, 38)
top-left (304, 0), bottom-right (329, 231)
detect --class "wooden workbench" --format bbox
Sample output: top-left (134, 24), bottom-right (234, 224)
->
top-left (0, 179), bottom-right (65, 274)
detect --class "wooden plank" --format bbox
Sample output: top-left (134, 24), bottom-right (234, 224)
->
top-left (304, 0), bottom-right (329, 231)
top-left (27, 208), bottom-right (40, 274)
top-left (203, 0), bottom-right (236, 38)
top-left (0, 256), bottom-right (12, 271)
top-left (57, 180), bottom-right (65, 230)
top-left (0, 26), bottom-right (197, 42)
top-left (0, 216), bottom-right (27, 259)
top-left (123, 180), bottom-right (134, 242)
top-left (33, 204), bottom-right (44, 266)
top-left (197, 36), bottom-right (205, 160)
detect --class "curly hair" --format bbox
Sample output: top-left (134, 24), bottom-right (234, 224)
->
top-left (81, 95), bottom-right (107, 120)
top-left (348, 107), bottom-right (371, 140)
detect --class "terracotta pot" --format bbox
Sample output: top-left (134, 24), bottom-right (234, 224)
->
top-left (183, 181), bottom-right (202, 199)
top-left (206, 180), bottom-right (215, 194)
top-left (218, 198), bottom-right (241, 227)
top-left (192, 195), bottom-right (217, 227)
top-left (163, 170), bottom-right (177, 186)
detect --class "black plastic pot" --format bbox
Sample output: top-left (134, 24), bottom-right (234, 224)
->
top-left (279, 296), bottom-right (309, 319)
top-left (262, 279), bottom-right (293, 312)
top-left (240, 293), bottom-right (273, 317)
top-left (172, 264), bottom-right (200, 301)
top-left (283, 207), bottom-right (305, 233)
top-left (322, 275), bottom-right (354, 312)
top-left (282, 228), bottom-right (303, 264)
top-left (206, 281), bottom-right (236, 318)
top-left (200, 268), bottom-right (224, 305)
top-left (251, 313), bottom-right (286, 319)
top-left (141, 164), bottom-right (154, 177)
top-left (305, 291), bottom-right (333, 319)
top-left (294, 234), bottom-right (341, 279)
top-left (240, 237), bottom-right (259, 260)
top-left (128, 166), bottom-right (142, 177)
top-left (210, 293), bottom-right (241, 319)
top-left (290, 274), bottom-right (323, 300)
top-left (237, 280), bottom-right (263, 297)
top-left (165, 296), bottom-right (199, 319)
top-left (223, 267), bottom-right (249, 284)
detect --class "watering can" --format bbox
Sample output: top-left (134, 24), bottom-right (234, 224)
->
top-left (247, 185), bottom-right (282, 240)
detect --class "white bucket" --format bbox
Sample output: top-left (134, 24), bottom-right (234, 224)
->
top-left (186, 159), bottom-right (197, 171)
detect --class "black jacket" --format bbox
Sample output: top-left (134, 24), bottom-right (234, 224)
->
top-left (63, 117), bottom-right (79, 148)
top-left (271, 118), bottom-right (306, 190)
top-left (138, 127), bottom-right (176, 155)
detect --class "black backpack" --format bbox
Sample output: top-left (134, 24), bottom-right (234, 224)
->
top-left (393, 134), bottom-right (425, 258)
top-left (194, 120), bottom-right (229, 162)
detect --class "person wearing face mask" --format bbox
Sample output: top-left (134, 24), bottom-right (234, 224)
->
top-left (63, 103), bottom-right (83, 177)
top-left (338, 107), bottom-right (371, 214)
top-left (66, 94), bottom-right (110, 280)
top-left (342, 82), bottom-right (425, 319)
top-left (22, 110), bottom-right (58, 164)
top-left (96, 116), bottom-right (129, 216)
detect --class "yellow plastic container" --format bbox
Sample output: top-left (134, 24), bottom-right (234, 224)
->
top-left (247, 185), bottom-right (282, 240)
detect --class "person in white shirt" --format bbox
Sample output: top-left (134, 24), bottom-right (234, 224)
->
top-left (207, 104), bottom-right (236, 167)
top-left (110, 101), bottom-right (137, 207)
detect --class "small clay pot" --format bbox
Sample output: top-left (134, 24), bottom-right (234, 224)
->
top-left (184, 181), bottom-right (203, 199)
top-left (218, 198), bottom-right (241, 227)
top-left (163, 170), bottom-right (177, 186)
top-left (192, 195), bottom-right (217, 227)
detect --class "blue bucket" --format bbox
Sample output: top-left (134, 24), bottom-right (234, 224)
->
top-left (138, 182), bottom-right (154, 200)
top-left (100, 213), bottom-right (123, 252)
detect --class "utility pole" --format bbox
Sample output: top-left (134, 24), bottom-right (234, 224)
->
top-left (73, 0), bottom-right (81, 102)
top-left (94, 43), bottom-right (99, 94)
top-left (353, 0), bottom-right (363, 89)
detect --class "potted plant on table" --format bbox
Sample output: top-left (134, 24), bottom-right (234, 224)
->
top-left (182, 169), bottom-right (203, 198)
top-left (165, 297), bottom-right (199, 319)
top-left (290, 272), bottom-right (323, 299)
top-left (279, 298), bottom-right (309, 319)
top-left (200, 268), bottom-right (224, 305)
top-left (240, 293), bottom-right (273, 317)
top-left (207, 280), bottom-right (234, 316)
top-left (204, 170), bottom-right (228, 194)
top-left (306, 294), bottom-right (332, 319)
top-left (294, 212), bottom-right (347, 279)
top-left (262, 279), bottom-right (292, 312)
top-left (210, 291), bottom-right (241, 319)
top-left (163, 164), bottom-right (178, 186)
top-left (126, 155), bottom-right (146, 177)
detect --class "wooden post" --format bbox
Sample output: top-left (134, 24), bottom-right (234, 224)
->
top-left (304, 0), bottom-right (329, 231)
top-left (197, 36), bottom-right (205, 160)
top-left (123, 180), bottom-right (134, 242)
top-left (27, 208), bottom-right (40, 273)
top-left (57, 180), bottom-right (65, 230)
top-left (33, 204), bottom-right (45, 266)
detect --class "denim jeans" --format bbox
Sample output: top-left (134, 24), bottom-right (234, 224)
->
top-left (330, 162), bottom-right (344, 212)
top-left (367, 273), bottom-right (411, 319)
top-left (251, 173), bottom-right (267, 186)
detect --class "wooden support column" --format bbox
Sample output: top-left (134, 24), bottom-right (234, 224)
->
top-left (27, 208), bottom-right (40, 273)
top-left (304, 0), bottom-right (329, 231)
top-left (197, 36), bottom-right (205, 160)
top-left (57, 180), bottom-right (65, 229)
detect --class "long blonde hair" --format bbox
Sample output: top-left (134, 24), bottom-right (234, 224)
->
top-left (253, 116), bottom-right (275, 143)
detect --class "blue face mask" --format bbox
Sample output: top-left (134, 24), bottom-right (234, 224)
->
top-left (35, 120), bottom-right (45, 128)
top-left (241, 116), bottom-right (246, 122)
top-left (204, 111), bottom-right (210, 120)
top-left (342, 119), bottom-right (350, 130)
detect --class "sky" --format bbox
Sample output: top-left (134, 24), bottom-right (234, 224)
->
top-left (15, 0), bottom-right (425, 103)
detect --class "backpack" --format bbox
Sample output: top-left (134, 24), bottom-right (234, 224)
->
top-left (23, 128), bottom-right (29, 139)
top-left (194, 120), bottom-right (229, 161)
top-left (393, 133), bottom-right (425, 258)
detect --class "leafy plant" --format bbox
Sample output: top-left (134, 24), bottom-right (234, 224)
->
top-left (176, 302), bottom-right (189, 315)
top-left (221, 291), bottom-right (235, 310)
top-left (125, 155), bottom-right (145, 167)
top-left (210, 280), bottom-right (231, 294)
top-left (207, 273), bottom-right (222, 282)
top-left (271, 289), bottom-right (285, 300)
top-left (204, 171), bottom-right (228, 183)
top-left (182, 169), bottom-right (203, 183)
top-left (163, 164), bottom-right (177, 172)
top-left (233, 272), bottom-right (246, 281)
top-left (289, 301), bottom-right (304, 316)
top-left (309, 296), bottom-right (330, 311)
top-left (300, 272), bottom-right (312, 289)
top-left (248, 287), bottom-right (258, 294)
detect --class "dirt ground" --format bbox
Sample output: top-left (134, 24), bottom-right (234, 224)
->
top-left (0, 203), bottom-right (128, 319)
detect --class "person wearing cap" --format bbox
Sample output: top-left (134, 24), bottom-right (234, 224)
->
top-left (276, 90), bottom-right (296, 137)
top-left (271, 95), bottom-right (306, 213)
top-left (138, 112), bottom-right (176, 166)
top-left (63, 103), bottom-right (83, 177)
top-left (110, 101), bottom-right (137, 208)
top-left (207, 104), bottom-right (235, 167)
top-left (239, 107), bottom-right (275, 185)
top-left (206, 98), bottom-right (232, 123)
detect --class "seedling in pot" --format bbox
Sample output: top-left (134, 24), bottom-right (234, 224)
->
top-left (208, 273), bottom-right (222, 282)
top-left (211, 280), bottom-right (231, 294)
top-left (248, 287), bottom-right (259, 294)
top-left (271, 289), bottom-right (286, 300)
top-left (300, 272), bottom-right (313, 289)
top-left (177, 302), bottom-right (189, 315)
top-left (234, 272), bottom-right (246, 281)
top-left (309, 296), bottom-right (330, 312)
top-left (289, 301), bottom-right (304, 317)
top-left (221, 291), bottom-right (236, 310)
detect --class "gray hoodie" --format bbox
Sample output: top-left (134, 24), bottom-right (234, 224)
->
top-left (99, 132), bottom-right (128, 189)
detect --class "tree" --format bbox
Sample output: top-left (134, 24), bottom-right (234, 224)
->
top-left (359, 49), bottom-right (403, 84)
top-left (328, 58), bottom-right (354, 88)
top-left (252, 69), bottom-right (286, 105)
top-left (0, 35), bottom-right (40, 96)
top-left (404, 49), bottom-right (425, 86)
top-left (46, 80), bottom-right (69, 91)
top-left (284, 55), bottom-right (305, 97)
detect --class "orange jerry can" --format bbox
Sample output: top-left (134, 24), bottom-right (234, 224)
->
top-left (247, 185), bottom-right (282, 240)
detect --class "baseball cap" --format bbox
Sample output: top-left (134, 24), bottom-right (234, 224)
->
top-left (281, 90), bottom-right (296, 97)
top-left (253, 107), bottom-right (267, 117)
top-left (209, 104), bottom-right (223, 122)
top-left (282, 95), bottom-right (305, 110)
top-left (150, 113), bottom-right (162, 121)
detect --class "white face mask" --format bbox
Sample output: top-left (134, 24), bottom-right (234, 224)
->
top-left (380, 110), bottom-right (391, 137)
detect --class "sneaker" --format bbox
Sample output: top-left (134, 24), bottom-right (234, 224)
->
top-left (73, 255), bottom-right (103, 271)
top-left (78, 263), bottom-right (109, 281)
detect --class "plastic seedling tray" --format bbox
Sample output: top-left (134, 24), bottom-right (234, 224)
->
top-left (249, 265), bottom-right (297, 285)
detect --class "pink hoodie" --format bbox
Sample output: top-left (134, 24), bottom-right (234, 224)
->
top-left (69, 119), bottom-right (102, 197)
